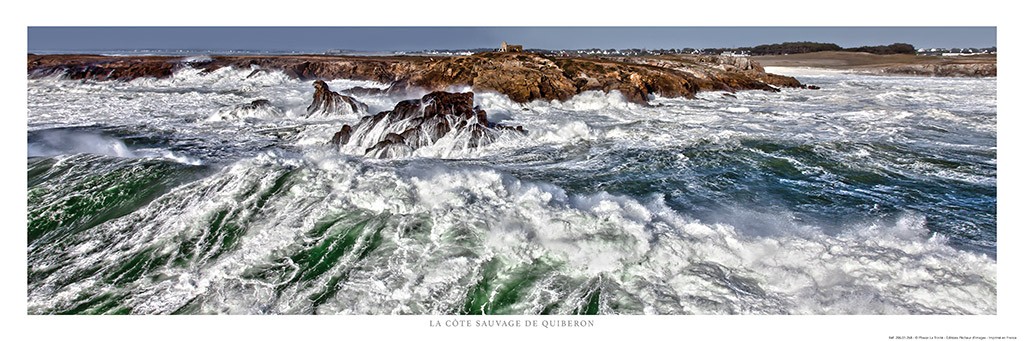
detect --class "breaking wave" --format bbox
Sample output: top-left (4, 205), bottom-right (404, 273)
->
top-left (26, 154), bottom-right (995, 314)
top-left (26, 64), bottom-right (997, 315)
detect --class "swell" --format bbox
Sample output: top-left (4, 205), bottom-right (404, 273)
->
top-left (26, 66), bottom-right (997, 315)
top-left (27, 155), bottom-right (205, 245)
top-left (26, 154), bottom-right (997, 315)
top-left (472, 126), bottom-right (995, 257)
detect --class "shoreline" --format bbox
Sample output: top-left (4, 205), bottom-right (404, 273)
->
top-left (752, 51), bottom-right (996, 77)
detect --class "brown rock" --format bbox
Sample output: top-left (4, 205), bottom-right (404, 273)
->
top-left (307, 80), bottom-right (369, 117)
top-left (28, 53), bottom-right (804, 105)
top-left (331, 125), bottom-right (353, 145)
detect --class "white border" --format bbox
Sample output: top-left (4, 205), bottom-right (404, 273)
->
top-left (4, 1), bottom-right (1019, 340)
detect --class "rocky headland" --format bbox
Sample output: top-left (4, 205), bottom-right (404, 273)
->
top-left (28, 52), bottom-right (812, 157)
top-left (27, 52), bottom-right (804, 104)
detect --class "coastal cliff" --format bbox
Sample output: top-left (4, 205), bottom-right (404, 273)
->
top-left (27, 53), bottom-right (802, 104)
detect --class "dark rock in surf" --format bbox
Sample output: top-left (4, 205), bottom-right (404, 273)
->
top-left (246, 69), bottom-right (268, 79)
top-left (331, 91), bottom-right (525, 158)
top-left (245, 99), bottom-right (273, 109)
top-left (331, 125), bottom-right (353, 145)
top-left (341, 86), bottom-right (392, 96)
top-left (307, 80), bottom-right (369, 117)
top-left (210, 98), bottom-right (283, 121)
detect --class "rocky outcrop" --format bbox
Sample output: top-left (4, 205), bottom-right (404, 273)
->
top-left (28, 53), bottom-right (804, 104)
top-left (618, 55), bottom-right (803, 93)
top-left (244, 99), bottom-right (273, 110)
top-left (27, 55), bottom-right (178, 80)
top-left (398, 53), bottom-right (579, 103)
top-left (331, 91), bottom-right (524, 158)
top-left (307, 80), bottom-right (368, 117)
top-left (696, 55), bottom-right (764, 72)
top-left (399, 52), bottom-right (802, 103)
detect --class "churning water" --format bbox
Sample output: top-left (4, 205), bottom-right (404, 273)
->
top-left (26, 65), bottom-right (996, 314)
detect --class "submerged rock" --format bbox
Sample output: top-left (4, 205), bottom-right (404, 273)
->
top-left (246, 99), bottom-right (273, 108)
top-left (306, 80), bottom-right (369, 118)
top-left (208, 99), bottom-right (283, 121)
top-left (332, 91), bottom-right (525, 158)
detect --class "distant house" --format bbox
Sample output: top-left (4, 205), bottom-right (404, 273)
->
top-left (499, 41), bottom-right (523, 53)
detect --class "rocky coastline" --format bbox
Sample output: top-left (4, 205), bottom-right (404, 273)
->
top-left (28, 52), bottom-right (815, 157)
top-left (27, 52), bottom-right (804, 105)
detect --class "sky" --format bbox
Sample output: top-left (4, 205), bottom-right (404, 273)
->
top-left (28, 27), bottom-right (996, 53)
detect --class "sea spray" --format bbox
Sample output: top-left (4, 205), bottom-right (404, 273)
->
top-left (27, 154), bottom-right (996, 314)
top-left (27, 65), bottom-right (997, 314)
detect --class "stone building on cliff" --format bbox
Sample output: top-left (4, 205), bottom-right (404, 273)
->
top-left (499, 41), bottom-right (523, 53)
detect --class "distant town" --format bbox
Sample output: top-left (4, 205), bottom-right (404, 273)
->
top-left (30, 41), bottom-right (995, 58)
top-left (389, 41), bottom-right (997, 58)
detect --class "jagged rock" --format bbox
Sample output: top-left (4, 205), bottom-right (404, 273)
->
top-left (306, 80), bottom-right (369, 117)
top-left (331, 91), bottom-right (525, 158)
top-left (245, 99), bottom-right (272, 109)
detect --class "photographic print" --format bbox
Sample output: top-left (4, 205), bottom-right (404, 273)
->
top-left (26, 26), bottom-right (997, 316)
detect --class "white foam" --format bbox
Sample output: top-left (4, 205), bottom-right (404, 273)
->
top-left (26, 155), bottom-right (996, 314)
top-left (206, 101), bottom-right (284, 122)
top-left (28, 130), bottom-right (203, 165)
top-left (26, 67), bottom-right (997, 315)
top-left (28, 130), bottom-right (135, 158)
top-left (181, 55), bottom-right (213, 64)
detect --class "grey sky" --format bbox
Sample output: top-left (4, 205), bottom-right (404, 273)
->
top-left (27, 27), bottom-right (996, 53)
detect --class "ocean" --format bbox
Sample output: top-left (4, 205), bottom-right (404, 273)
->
top-left (26, 65), bottom-right (996, 314)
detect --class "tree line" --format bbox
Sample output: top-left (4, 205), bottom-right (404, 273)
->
top-left (706, 42), bottom-right (917, 55)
